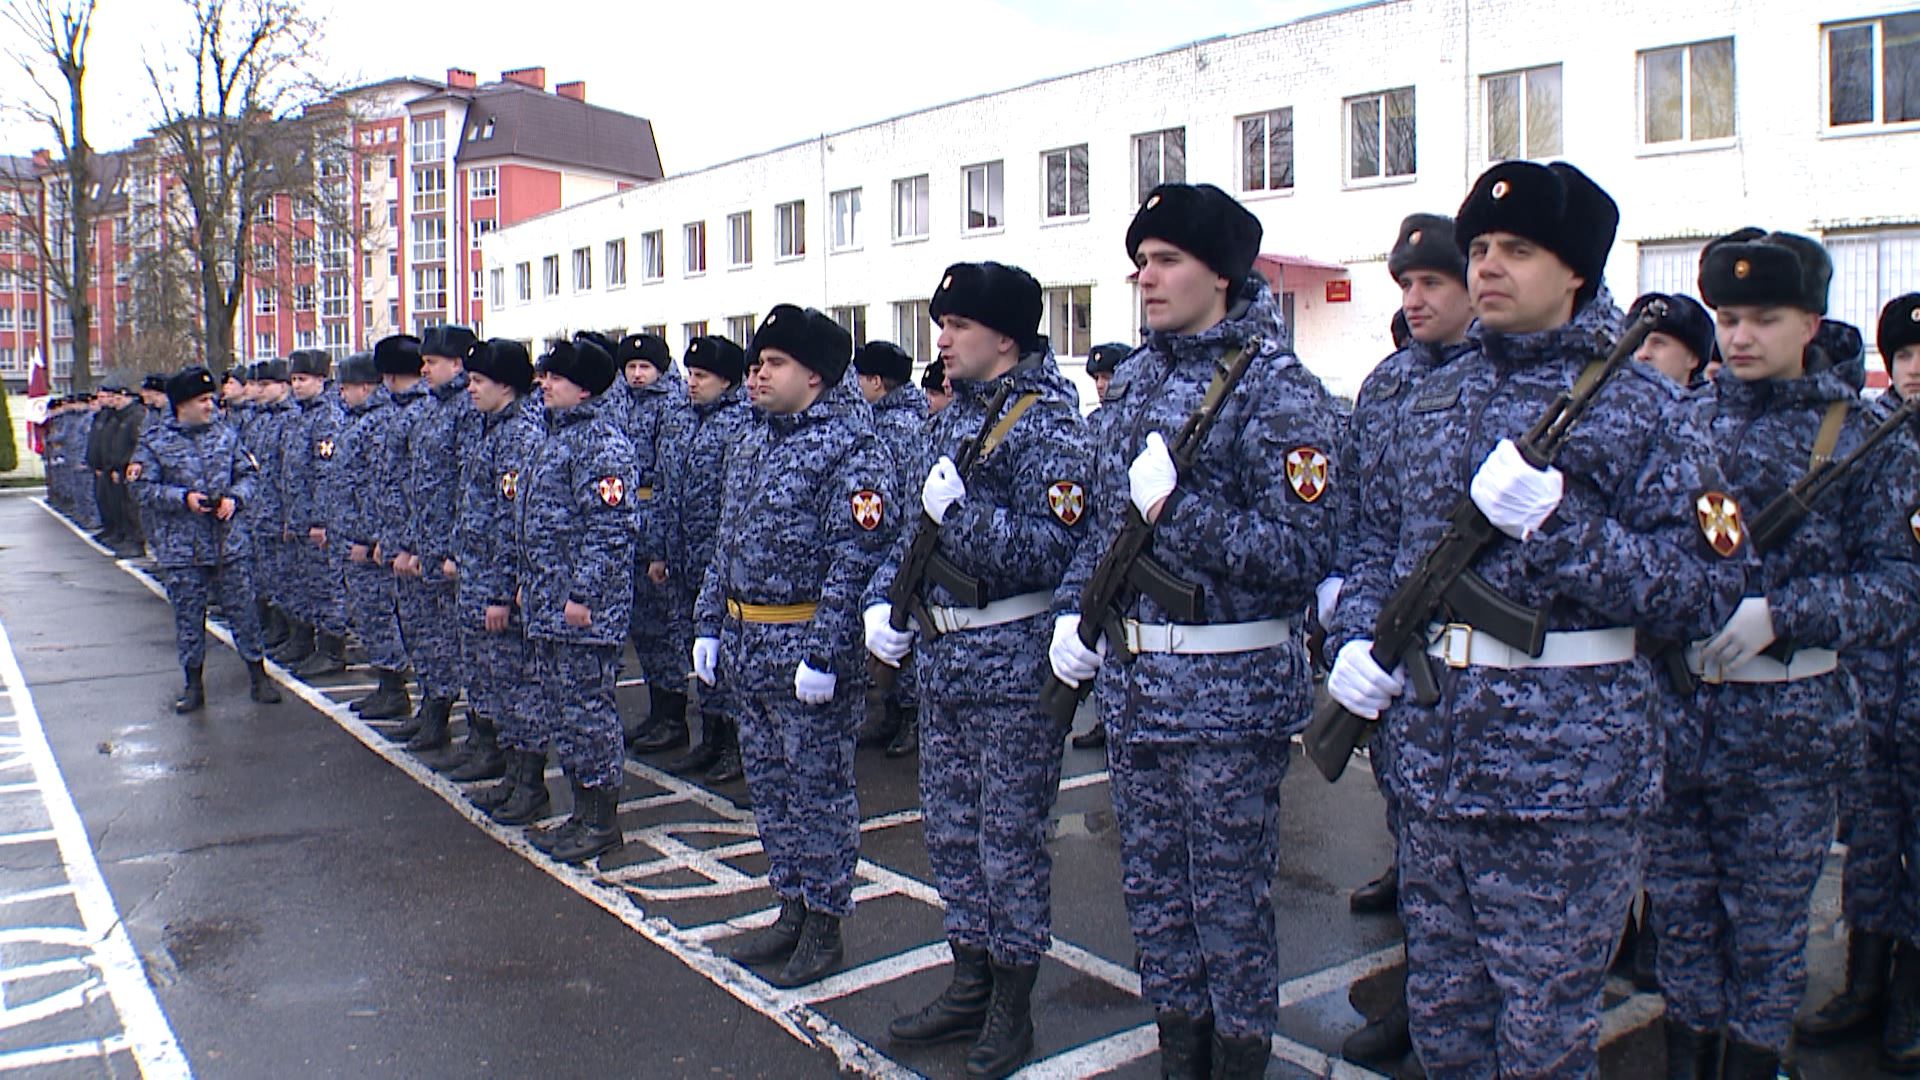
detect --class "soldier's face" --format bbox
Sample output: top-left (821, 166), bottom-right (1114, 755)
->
top-left (1714, 305), bottom-right (1820, 382)
top-left (686, 368), bottom-right (729, 405)
top-left (340, 382), bottom-right (375, 408)
top-left (466, 371), bottom-right (514, 414)
top-left (291, 372), bottom-right (326, 400)
top-left (1468, 232), bottom-right (1583, 335)
top-left (625, 360), bottom-right (660, 388)
top-left (754, 349), bottom-right (822, 415)
top-left (856, 372), bottom-right (887, 403)
top-left (1894, 345), bottom-right (1920, 402)
top-left (1634, 332), bottom-right (1700, 386)
top-left (544, 375), bottom-right (589, 410)
top-left (1092, 372), bottom-right (1113, 400)
top-left (175, 394), bottom-right (216, 426)
top-left (926, 381), bottom-right (953, 414)
top-left (938, 315), bottom-right (1019, 382)
top-left (1134, 238), bottom-right (1231, 336)
top-left (1398, 271), bottom-right (1473, 345)
top-left (262, 381), bottom-right (289, 402)
top-left (423, 354), bottom-right (461, 388)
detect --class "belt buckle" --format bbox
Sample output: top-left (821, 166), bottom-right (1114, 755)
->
top-left (1124, 620), bottom-right (1144, 655)
top-left (1441, 623), bottom-right (1473, 669)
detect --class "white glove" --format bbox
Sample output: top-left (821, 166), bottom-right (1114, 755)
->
top-left (795, 661), bottom-right (837, 705)
top-left (1128, 431), bottom-right (1178, 519)
top-left (922, 456), bottom-right (966, 525)
top-left (692, 637), bottom-right (719, 686)
top-left (1327, 639), bottom-right (1405, 720)
top-left (1048, 613), bottom-right (1107, 688)
top-left (1469, 438), bottom-right (1564, 541)
top-left (1697, 596), bottom-right (1776, 672)
top-left (864, 603), bottom-right (914, 666)
top-left (1316, 576), bottom-right (1344, 622)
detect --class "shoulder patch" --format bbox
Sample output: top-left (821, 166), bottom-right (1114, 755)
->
top-left (500, 469), bottom-right (520, 501)
top-left (124, 462), bottom-right (143, 481)
top-left (1696, 491), bottom-right (1745, 558)
top-left (852, 489), bottom-right (884, 531)
top-left (316, 437), bottom-right (335, 460)
top-left (1284, 447), bottom-right (1331, 504)
top-left (595, 476), bottom-right (625, 507)
top-left (1911, 507), bottom-right (1920, 548)
top-left (1047, 480), bottom-right (1086, 526)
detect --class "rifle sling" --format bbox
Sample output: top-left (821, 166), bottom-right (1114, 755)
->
top-left (976, 392), bottom-right (1042, 461)
top-left (1809, 399), bottom-right (1848, 469)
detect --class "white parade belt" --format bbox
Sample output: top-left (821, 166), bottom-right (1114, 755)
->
top-left (1426, 623), bottom-right (1637, 670)
top-left (1121, 617), bottom-right (1293, 655)
top-left (1685, 645), bottom-right (1838, 685)
top-left (927, 591), bottom-right (1051, 634)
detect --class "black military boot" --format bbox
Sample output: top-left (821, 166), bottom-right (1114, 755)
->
top-left (471, 747), bottom-right (526, 810)
top-left (261, 602), bottom-right (288, 649)
top-left (1663, 1018), bottom-right (1720, 1080)
top-left (889, 942), bottom-right (993, 1044)
top-left (294, 631), bottom-right (346, 679)
top-left (246, 659), bottom-right (282, 704)
top-left (1884, 938), bottom-right (1920, 1073)
top-left (445, 715), bottom-right (507, 782)
top-left (1797, 928), bottom-right (1892, 1046)
top-left (1719, 1040), bottom-right (1781, 1080)
top-left (173, 665), bottom-right (205, 713)
top-left (965, 961), bottom-right (1038, 1078)
top-left (769, 911), bottom-right (844, 988)
top-left (1070, 719), bottom-right (1107, 750)
top-left (1633, 900), bottom-right (1662, 992)
top-left (403, 697), bottom-right (453, 753)
top-left (358, 669), bottom-right (412, 721)
top-left (730, 898), bottom-right (807, 965)
top-left (551, 783), bottom-right (623, 865)
top-left (273, 620), bottom-right (315, 666)
top-left (1343, 994), bottom-right (1412, 1064)
top-left (627, 687), bottom-right (690, 754)
top-left (664, 711), bottom-right (723, 776)
top-left (1156, 1012), bottom-right (1214, 1080)
top-left (705, 716), bottom-right (744, 784)
top-left (885, 703), bottom-right (919, 758)
top-left (1209, 1028), bottom-right (1272, 1079)
top-left (1350, 865), bottom-right (1398, 914)
top-left (488, 751), bottom-right (552, 825)
top-left (528, 777), bottom-right (590, 854)
top-left (855, 695), bottom-right (902, 748)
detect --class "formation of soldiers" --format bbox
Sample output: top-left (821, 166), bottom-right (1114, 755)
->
top-left (34, 160), bottom-right (1920, 1080)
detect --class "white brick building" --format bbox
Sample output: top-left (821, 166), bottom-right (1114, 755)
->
top-left (479, 0), bottom-right (1920, 398)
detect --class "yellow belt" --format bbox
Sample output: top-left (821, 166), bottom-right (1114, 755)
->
top-left (726, 598), bottom-right (818, 624)
top-left (635, 486), bottom-right (654, 500)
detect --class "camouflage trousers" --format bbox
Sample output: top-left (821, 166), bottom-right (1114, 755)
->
top-left (737, 689), bottom-right (860, 918)
top-left (463, 618), bottom-right (541, 752)
top-left (920, 697), bottom-right (1065, 966)
top-left (286, 535), bottom-right (347, 637)
top-left (160, 562), bottom-right (264, 668)
top-left (1107, 737), bottom-right (1286, 1038)
top-left (1400, 815), bottom-right (1639, 1080)
top-left (343, 558), bottom-right (407, 672)
top-left (528, 638), bottom-right (621, 789)
top-left (252, 533), bottom-right (285, 606)
top-left (396, 573), bottom-right (463, 701)
top-left (1646, 781), bottom-right (1836, 1054)
top-left (1839, 718), bottom-right (1920, 939)
top-left (629, 569), bottom-right (686, 695)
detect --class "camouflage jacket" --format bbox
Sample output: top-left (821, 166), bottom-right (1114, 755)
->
top-left (455, 395), bottom-right (546, 623)
top-left (514, 395), bottom-right (636, 645)
top-left (131, 418), bottom-right (259, 568)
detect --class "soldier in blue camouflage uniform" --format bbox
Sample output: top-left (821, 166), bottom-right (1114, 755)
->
top-left (513, 335), bottom-right (635, 864)
top-left (1065, 341), bottom-right (1133, 754)
top-left (370, 334), bottom-right (439, 744)
top-left (1801, 293), bottom-right (1920, 1070)
top-left (1324, 162), bottom-right (1751, 1080)
top-left (131, 367), bottom-right (283, 713)
top-left (1628, 291), bottom-right (1715, 390)
top-left (696, 306), bottom-right (895, 989)
top-left (615, 333), bottom-right (698, 757)
top-left (446, 340), bottom-right (549, 807)
top-left (1047, 185), bottom-right (1339, 1077)
top-left (244, 360), bottom-right (295, 660)
top-left (1333, 214), bottom-right (1478, 1075)
top-left (654, 335), bottom-right (753, 785)
top-left (1647, 235), bottom-right (1920, 1079)
top-left (334, 340), bottom-right (414, 721)
top-left (382, 325), bottom-right (478, 754)
top-left (277, 350), bottom-right (349, 678)
top-left (850, 339), bottom-right (930, 758)
top-left (923, 358), bottom-right (953, 415)
top-left (866, 263), bottom-right (1088, 1077)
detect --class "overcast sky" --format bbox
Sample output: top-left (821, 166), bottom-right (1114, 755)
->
top-left (2, 0), bottom-right (1349, 173)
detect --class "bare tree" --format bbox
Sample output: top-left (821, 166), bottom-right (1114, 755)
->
top-left (143, 0), bottom-right (331, 374)
top-left (3, 0), bottom-right (99, 391)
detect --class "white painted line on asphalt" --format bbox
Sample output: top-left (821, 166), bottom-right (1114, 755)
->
top-left (0, 829), bottom-right (57, 846)
top-left (0, 614), bottom-right (192, 1078)
top-left (0, 884), bottom-right (76, 907)
top-left (794, 941), bottom-right (951, 1004)
top-left (1012, 1022), bottom-right (1161, 1079)
top-left (1276, 943), bottom-right (1406, 1010)
top-left (0, 1033), bottom-right (132, 1072)
top-left (1060, 769), bottom-right (1110, 792)
top-left (858, 807), bottom-right (922, 833)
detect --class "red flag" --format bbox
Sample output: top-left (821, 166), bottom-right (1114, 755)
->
top-left (24, 347), bottom-right (48, 455)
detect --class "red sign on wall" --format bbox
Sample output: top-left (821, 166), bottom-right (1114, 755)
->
top-left (1325, 279), bottom-right (1352, 303)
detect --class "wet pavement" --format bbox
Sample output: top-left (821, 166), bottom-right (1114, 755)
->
top-left (0, 490), bottom-right (1892, 1078)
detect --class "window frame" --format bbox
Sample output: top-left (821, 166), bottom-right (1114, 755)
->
top-left (830, 187), bottom-right (863, 253)
top-left (1132, 127), bottom-right (1187, 200)
top-left (1481, 64), bottom-right (1565, 161)
top-left (640, 230), bottom-right (665, 282)
top-left (775, 200), bottom-right (807, 261)
top-left (961, 160), bottom-right (1005, 235)
top-left (1637, 38), bottom-right (1737, 152)
top-left (606, 238), bottom-right (628, 289)
top-left (571, 246), bottom-right (593, 293)
top-left (468, 165), bottom-right (498, 200)
top-left (727, 211), bottom-right (753, 269)
top-left (1236, 107), bottom-right (1296, 195)
top-left (1823, 15), bottom-right (1920, 133)
top-left (1344, 87), bottom-right (1419, 186)
top-left (684, 221), bottom-right (707, 276)
top-left (893, 174), bottom-right (931, 243)
top-left (1040, 144), bottom-right (1091, 222)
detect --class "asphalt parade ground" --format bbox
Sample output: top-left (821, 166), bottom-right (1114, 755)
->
top-left (0, 488), bottom-right (1890, 1078)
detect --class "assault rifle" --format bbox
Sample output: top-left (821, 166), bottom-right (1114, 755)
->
top-left (869, 381), bottom-right (1017, 691)
top-left (1036, 341), bottom-right (1259, 727)
top-left (1301, 304), bottom-right (1667, 782)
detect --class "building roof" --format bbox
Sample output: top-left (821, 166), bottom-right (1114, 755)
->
top-left (450, 83), bottom-right (662, 181)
